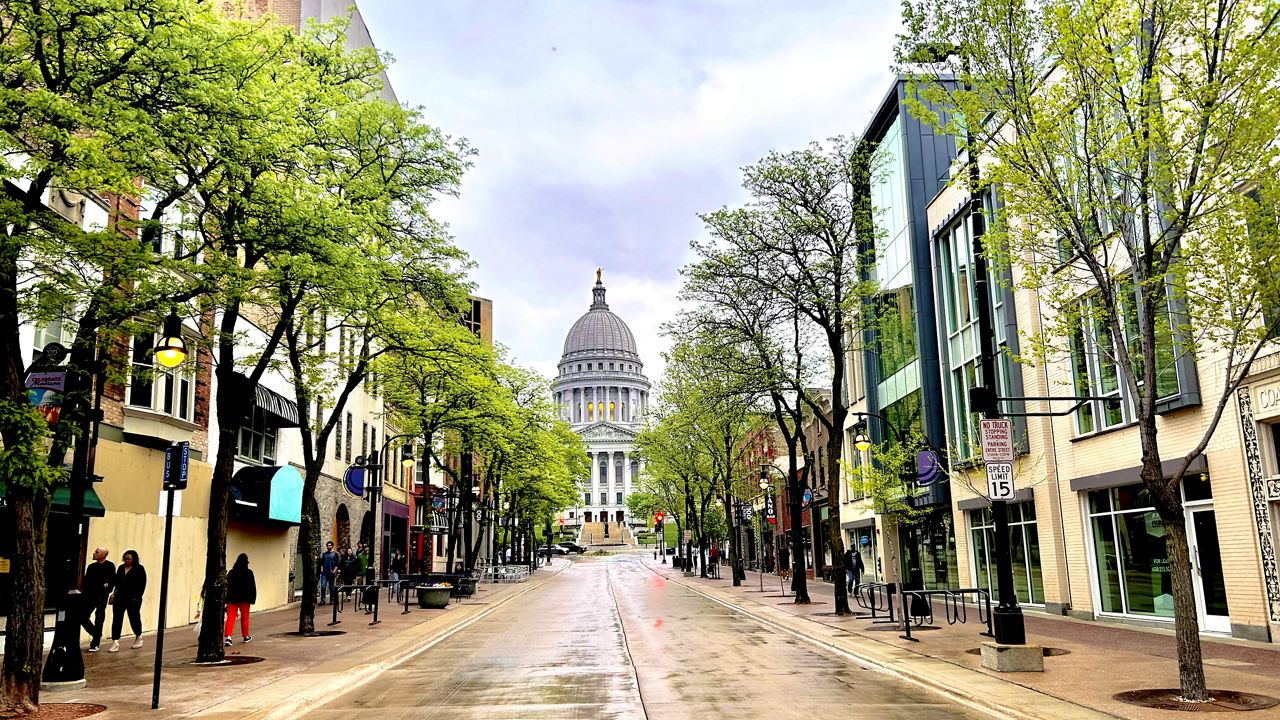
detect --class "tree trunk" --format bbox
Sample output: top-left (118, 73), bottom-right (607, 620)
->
top-left (826, 433), bottom-right (849, 614)
top-left (197, 421), bottom-right (238, 662)
top-left (0, 488), bottom-right (49, 715)
top-left (1164, 515), bottom-right (1209, 700)
top-left (788, 461), bottom-right (810, 604)
top-left (296, 489), bottom-right (321, 635)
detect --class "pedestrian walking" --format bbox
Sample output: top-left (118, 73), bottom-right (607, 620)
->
top-left (224, 553), bottom-right (256, 645)
top-left (80, 547), bottom-right (115, 652)
top-left (339, 547), bottom-right (357, 598)
top-left (107, 549), bottom-right (147, 653)
top-left (847, 547), bottom-right (865, 593)
top-left (319, 541), bottom-right (339, 605)
top-left (356, 543), bottom-right (369, 576)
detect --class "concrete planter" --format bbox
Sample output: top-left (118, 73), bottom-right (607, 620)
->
top-left (416, 586), bottom-right (451, 609)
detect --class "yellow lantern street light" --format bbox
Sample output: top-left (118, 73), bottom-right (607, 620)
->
top-left (853, 420), bottom-right (872, 453)
top-left (154, 311), bottom-right (187, 368)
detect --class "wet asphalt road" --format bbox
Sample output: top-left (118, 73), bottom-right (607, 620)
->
top-left (317, 554), bottom-right (988, 719)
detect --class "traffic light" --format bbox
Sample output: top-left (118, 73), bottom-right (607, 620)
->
top-left (654, 512), bottom-right (664, 530)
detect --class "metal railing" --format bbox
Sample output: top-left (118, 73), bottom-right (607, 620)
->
top-left (328, 583), bottom-right (380, 627)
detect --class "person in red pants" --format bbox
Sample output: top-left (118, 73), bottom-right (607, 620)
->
top-left (224, 553), bottom-right (257, 645)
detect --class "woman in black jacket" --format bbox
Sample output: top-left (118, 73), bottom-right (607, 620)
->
top-left (225, 553), bottom-right (257, 645)
top-left (108, 549), bottom-right (147, 653)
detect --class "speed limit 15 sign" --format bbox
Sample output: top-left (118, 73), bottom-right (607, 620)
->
top-left (986, 462), bottom-right (1015, 501)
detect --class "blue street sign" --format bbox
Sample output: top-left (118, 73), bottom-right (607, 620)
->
top-left (163, 441), bottom-right (189, 490)
top-left (916, 449), bottom-right (944, 486)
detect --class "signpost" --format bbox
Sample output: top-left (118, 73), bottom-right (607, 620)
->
top-left (979, 419), bottom-right (1015, 462)
top-left (985, 462), bottom-right (1014, 501)
top-left (764, 494), bottom-right (776, 525)
top-left (152, 441), bottom-right (188, 709)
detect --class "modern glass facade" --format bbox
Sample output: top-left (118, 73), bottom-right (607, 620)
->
top-left (872, 117), bottom-right (920, 387)
top-left (936, 197), bottom-right (1017, 461)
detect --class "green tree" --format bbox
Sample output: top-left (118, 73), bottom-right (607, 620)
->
top-left (899, 0), bottom-right (1280, 699)
top-left (0, 1), bottom-right (263, 707)
top-left (687, 138), bottom-right (878, 612)
top-left (279, 94), bottom-right (471, 634)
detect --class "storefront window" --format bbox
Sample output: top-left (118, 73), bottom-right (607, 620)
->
top-left (968, 501), bottom-right (1045, 605)
top-left (1088, 486), bottom-right (1172, 617)
top-left (901, 509), bottom-right (957, 590)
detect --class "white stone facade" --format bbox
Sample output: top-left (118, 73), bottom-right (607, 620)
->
top-left (552, 275), bottom-right (650, 527)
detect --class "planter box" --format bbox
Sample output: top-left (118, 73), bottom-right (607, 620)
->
top-left (416, 586), bottom-right (451, 609)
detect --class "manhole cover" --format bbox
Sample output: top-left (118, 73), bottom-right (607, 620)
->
top-left (1114, 690), bottom-right (1280, 712)
top-left (274, 630), bottom-right (346, 638)
top-left (30, 703), bottom-right (106, 719)
top-left (173, 655), bottom-right (265, 668)
top-left (965, 646), bottom-right (1070, 657)
top-left (863, 624), bottom-right (940, 631)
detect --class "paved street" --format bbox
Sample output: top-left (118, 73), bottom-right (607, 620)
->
top-left (317, 554), bottom-right (987, 719)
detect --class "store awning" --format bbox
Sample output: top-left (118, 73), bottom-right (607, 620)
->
top-left (236, 373), bottom-right (300, 427)
top-left (0, 482), bottom-right (105, 517)
top-left (253, 386), bottom-right (299, 427)
top-left (230, 465), bottom-right (302, 525)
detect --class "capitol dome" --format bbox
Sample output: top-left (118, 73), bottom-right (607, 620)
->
top-left (560, 275), bottom-right (641, 363)
top-left (551, 271), bottom-right (650, 428)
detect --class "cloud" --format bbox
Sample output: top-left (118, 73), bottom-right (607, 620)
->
top-left (361, 1), bottom-right (904, 386)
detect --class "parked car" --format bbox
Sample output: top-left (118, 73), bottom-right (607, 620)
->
top-left (556, 542), bottom-right (586, 554)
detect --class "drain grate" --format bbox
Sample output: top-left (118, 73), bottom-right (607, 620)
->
top-left (172, 655), bottom-right (265, 668)
top-left (1114, 689), bottom-right (1279, 712)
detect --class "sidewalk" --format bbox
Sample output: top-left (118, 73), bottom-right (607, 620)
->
top-left (645, 558), bottom-right (1280, 720)
top-left (44, 559), bottom-right (567, 719)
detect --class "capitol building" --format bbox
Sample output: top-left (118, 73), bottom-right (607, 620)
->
top-left (552, 272), bottom-right (650, 529)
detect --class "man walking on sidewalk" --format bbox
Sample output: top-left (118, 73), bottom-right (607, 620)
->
top-left (81, 547), bottom-right (115, 652)
top-left (844, 547), bottom-right (864, 594)
top-left (320, 542), bottom-right (339, 605)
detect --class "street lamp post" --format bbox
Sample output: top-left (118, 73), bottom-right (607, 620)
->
top-left (905, 41), bottom-right (1025, 645)
top-left (361, 435), bottom-right (416, 590)
top-left (757, 471), bottom-right (772, 592)
top-left (44, 311), bottom-right (184, 687)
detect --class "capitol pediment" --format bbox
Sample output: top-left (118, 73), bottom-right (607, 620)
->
top-left (578, 422), bottom-right (638, 442)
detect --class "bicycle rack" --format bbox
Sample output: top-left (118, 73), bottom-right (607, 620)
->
top-left (330, 584), bottom-right (379, 626)
top-left (855, 582), bottom-right (897, 624)
top-left (898, 587), bottom-right (994, 642)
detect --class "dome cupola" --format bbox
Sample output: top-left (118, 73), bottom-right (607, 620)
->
top-left (560, 270), bottom-right (641, 363)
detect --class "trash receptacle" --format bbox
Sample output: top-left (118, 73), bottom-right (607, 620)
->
top-left (672, 557), bottom-right (683, 569)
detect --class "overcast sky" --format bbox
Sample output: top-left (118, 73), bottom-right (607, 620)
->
top-left (359, 1), bottom-right (903, 383)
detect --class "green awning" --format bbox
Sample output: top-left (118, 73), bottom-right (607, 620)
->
top-left (0, 483), bottom-right (106, 517)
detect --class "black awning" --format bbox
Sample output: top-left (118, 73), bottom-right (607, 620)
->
top-left (236, 373), bottom-right (300, 427)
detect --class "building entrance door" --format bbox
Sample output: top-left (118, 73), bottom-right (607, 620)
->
top-left (1187, 507), bottom-right (1230, 634)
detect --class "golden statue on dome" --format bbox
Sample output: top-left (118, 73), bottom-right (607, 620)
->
top-left (596, 267), bottom-right (602, 283)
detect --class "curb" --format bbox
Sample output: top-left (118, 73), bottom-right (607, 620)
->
top-left (189, 561), bottom-right (569, 720)
top-left (648, 563), bottom-right (1119, 720)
